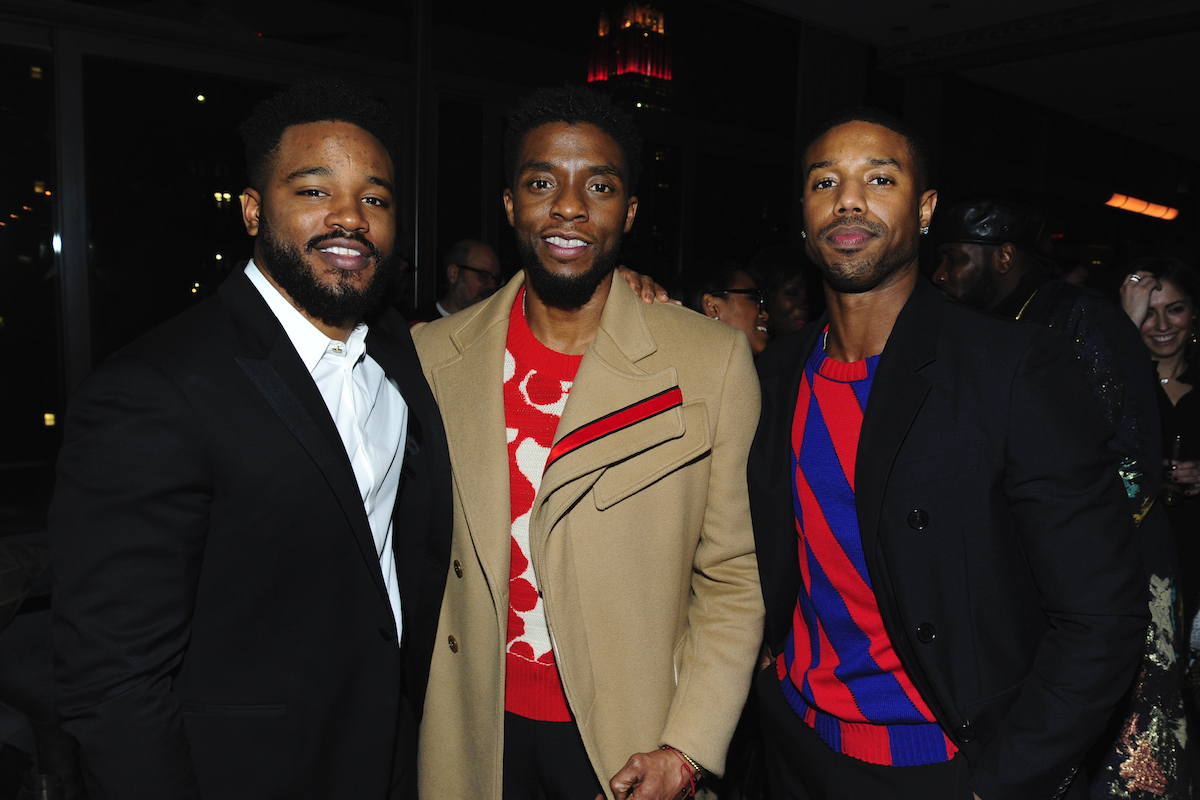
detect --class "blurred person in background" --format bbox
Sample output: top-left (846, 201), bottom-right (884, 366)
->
top-left (749, 244), bottom-right (822, 339)
top-left (679, 261), bottom-right (770, 356)
top-left (933, 200), bottom-right (1190, 799)
top-left (1122, 257), bottom-right (1200, 666)
top-left (409, 238), bottom-right (502, 322)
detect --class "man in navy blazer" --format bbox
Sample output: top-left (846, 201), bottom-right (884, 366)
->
top-left (748, 110), bottom-right (1147, 800)
top-left (51, 80), bottom-right (452, 798)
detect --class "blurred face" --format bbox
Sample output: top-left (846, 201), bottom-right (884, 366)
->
top-left (1141, 278), bottom-right (1196, 361)
top-left (932, 242), bottom-right (998, 311)
top-left (802, 121), bottom-right (936, 294)
top-left (704, 270), bottom-right (770, 355)
top-left (449, 244), bottom-right (501, 308)
top-left (242, 121), bottom-right (397, 328)
top-left (769, 275), bottom-right (811, 336)
top-left (503, 121), bottom-right (638, 310)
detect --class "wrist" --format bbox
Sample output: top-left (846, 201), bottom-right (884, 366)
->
top-left (661, 745), bottom-right (704, 796)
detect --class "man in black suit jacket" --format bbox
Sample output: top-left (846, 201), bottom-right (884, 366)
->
top-left (51, 80), bottom-right (452, 799)
top-left (748, 110), bottom-right (1148, 800)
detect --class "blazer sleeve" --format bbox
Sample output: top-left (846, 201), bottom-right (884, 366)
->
top-left (970, 329), bottom-right (1149, 799)
top-left (52, 355), bottom-right (208, 799)
top-left (660, 332), bottom-right (765, 776)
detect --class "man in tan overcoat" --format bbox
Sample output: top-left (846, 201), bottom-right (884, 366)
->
top-left (413, 86), bottom-right (763, 800)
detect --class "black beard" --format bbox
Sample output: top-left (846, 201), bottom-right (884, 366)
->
top-left (256, 218), bottom-right (398, 327)
top-left (808, 215), bottom-right (916, 295)
top-left (517, 237), bottom-right (620, 311)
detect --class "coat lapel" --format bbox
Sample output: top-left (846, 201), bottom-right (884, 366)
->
top-left (853, 279), bottom-right (946, 724)
top-left (220, 270), bottom-right (390, 604)
top-left (854, 280), bottom-right (941, 557)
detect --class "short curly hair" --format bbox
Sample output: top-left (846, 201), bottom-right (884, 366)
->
top-left (240, 79), bottom-right (401, 191)
top-left (503, 85), bottom-right (642, 195)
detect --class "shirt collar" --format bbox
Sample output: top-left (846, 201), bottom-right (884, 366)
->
top-left (244, 260), bottom-right (369, 375)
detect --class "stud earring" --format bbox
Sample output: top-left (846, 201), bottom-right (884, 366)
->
top-left (800, 231), bottom-right (807, 239)
top-left (920, 226), bottom-right (930, 235)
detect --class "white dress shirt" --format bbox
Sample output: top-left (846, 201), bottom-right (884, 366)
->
top-left (246, 261), bottom-right (408, 645)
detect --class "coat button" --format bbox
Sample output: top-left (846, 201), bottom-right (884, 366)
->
top-left (453, 560), bottom-right (463, 578)
top-left (907, 509), bottom-right (929, 530)
top-left (448, 635), bottom-right (459, 653)
top-left (379, 626), bottom-right (395, 642)
top-left (916, 623), bottom-right (936, 643)
top-left (958, 722), bottom-right (975, 742)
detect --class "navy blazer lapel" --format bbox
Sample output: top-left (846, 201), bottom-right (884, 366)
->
top-left (854, 280), bottom-right (941, 557)
top-left (220, 270), bottom-right (390, 604)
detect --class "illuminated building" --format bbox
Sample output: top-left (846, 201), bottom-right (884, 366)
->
top-left (588, 4), bottom-right (672, 111)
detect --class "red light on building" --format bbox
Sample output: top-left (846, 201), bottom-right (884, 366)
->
top-left (589, 4), bottom-right (672, 84)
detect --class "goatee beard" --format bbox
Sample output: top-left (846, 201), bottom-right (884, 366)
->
top-left (256, 218), bottom-right (398, 327)
top-left (517, 237), bottom-right (620, 311)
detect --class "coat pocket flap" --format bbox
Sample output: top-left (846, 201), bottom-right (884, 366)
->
top-left (592, 401), bottom-right (710, 510)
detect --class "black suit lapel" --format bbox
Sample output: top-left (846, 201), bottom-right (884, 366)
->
top-left (854, 282), bottom-right (941, 559)
top-left (220, 270), bottom-right (390, 605)
top-left (854, 279), bottom-right (945, 723)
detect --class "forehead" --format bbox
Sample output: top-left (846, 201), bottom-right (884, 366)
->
top-left (805, 120), bottom-right (912, 174)
top-left (727, 270), bottom-right (755, 289)
top-left (937, 241), bottom-right (985, 258)
top-left (465, 244), bottom-right (500, 270)
top-left (518, 121), bottom-right (626, 175)
top-left (1152, 279), bottom-right (1190, 306)
top-left (273, 120), bottom-right (393, 179)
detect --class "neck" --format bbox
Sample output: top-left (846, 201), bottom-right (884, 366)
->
top-left (523, 271), bottom-right (613, 356)
top-left (439, 292), bottom-right (465, 315)
top-left (1158, 352), bottom-right (1189, 381)
top-left (823, 264), bottom-right (917, 362)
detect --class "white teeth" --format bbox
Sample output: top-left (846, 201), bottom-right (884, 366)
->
top-left (756, 325), bottom-right (768, 332)
top-left (320, 246), bottom-right (360, 256)
top-left (545, 236), bottom-right (587, 248)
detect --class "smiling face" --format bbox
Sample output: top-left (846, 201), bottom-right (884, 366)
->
top-left (242, 120), bottom-right (397, 333)
top-left (503, 121), bottom-right (638, 310)
top-left (704, 270), bottom-right (770, 355)
top-left (802, 120), bottom-right (937, 294)
top-left (1141, 278), bottom-right (1196, 361)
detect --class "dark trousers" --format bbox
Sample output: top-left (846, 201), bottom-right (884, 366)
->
top-left (503, 712), bottom-right (605, 800)
top-left (756, 669), bottom-right (974, 800)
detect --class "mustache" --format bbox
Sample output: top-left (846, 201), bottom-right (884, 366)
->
top-left (304, 230), bottom-right (381, 259)
top-left (817, 216), bottom-right (885, 239)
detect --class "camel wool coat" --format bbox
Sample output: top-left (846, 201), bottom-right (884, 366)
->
top-left (412, 273), bottom-right (764, 800)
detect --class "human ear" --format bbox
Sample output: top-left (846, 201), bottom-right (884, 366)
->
top-left (241, 188), bottom-right (262, 236)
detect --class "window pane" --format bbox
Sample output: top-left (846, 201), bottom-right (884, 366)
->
top-left (82, 59), bottom-right (281, 361)
top-left (0, 47), bottom-right (59, 534)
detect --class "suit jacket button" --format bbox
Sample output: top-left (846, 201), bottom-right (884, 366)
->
top-left (916, 623), bottom-right (936, 643)
top-left (907, 509), bottom-right (929, 530)
top-left (448, 635), bottom-right (459, 653)
top-left (379, 626), bottom-right (395, 642)
top-left (453, 560), bottom-right (463, 578)
top-left (958, 722), bottom-right (975, 742)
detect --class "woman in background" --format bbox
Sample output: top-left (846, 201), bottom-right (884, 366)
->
top-left (681, 261), bottom-right (770, 357)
